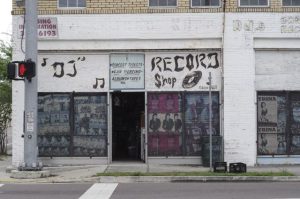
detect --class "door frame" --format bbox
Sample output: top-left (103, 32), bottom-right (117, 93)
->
top-left (108, 91), bottom-right (147, 163)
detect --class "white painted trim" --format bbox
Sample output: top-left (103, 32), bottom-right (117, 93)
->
top-left (254, 38), bottom-right (300, 49)
top-left (38, 39), bottom-right (222, 51)
top-left (79, 183), bottom-right (118, 199)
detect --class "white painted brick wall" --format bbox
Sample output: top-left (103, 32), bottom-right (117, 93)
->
top-left (11, 13), bottom-right (300, 166)
top-left (224, 13), bottom-right (300, 166)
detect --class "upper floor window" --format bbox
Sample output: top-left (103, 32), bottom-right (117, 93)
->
top-left (239, 0), bottom-right (268, 6)
top-left (149, 0), bottom-right (177, 7)
top-left (191, 0), bottom-right (220, 6)
top-left (283, 0), bottom-right (300, 6)
top-left (59, 0), bottom-right (86, 8)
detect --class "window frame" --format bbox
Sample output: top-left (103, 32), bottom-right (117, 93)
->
top-left (148, 0), bottom-right (178, 8)
top-left (38, 92), bottom-right (108, 157)
top-left (282, 0), bottom-right (300, 7)
top-left (57, 0), bottom-right (86, 9)
top-left (238, 0), bottom-right (269, 7)
top-left (257, 91), bottom-right (300, 156)
top-left (190, 0), bottom-right (222, 8)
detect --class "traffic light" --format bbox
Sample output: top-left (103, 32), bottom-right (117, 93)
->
top-left (7, 63), bottom-right (16, 80)
top-left (7, 60), bottom-right (36, 80)
top-left (18, 61), bottom-right (36, 79)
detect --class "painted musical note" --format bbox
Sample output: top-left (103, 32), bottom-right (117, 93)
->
top-left (93, 78), bottom-right (105, 89)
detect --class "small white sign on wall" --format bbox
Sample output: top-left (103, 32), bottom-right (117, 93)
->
top-left (110, 54), bottom-right (145, 90)
top-left (18, 17), bottom-right (58, 39)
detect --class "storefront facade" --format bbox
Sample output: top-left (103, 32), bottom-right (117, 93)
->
top-left (11, 4), bottom-right (300, 166)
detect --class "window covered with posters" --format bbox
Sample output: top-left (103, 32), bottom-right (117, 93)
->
top-left (257, 92), bottom-right (300, 155)
top-left (38, 93), bottom-right (107, 157)
top-left (148, 92), bottom-right (220, 156)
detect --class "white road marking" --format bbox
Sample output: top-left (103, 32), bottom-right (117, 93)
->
top-left (0, 184), bottom-right (3, 188)
top-left (79, 183), bottom-right (118, 199)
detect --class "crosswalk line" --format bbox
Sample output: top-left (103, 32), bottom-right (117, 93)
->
top-left (79, 183), bottom-right (118, 199)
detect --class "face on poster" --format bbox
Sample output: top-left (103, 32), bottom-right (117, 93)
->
top-left (257, 96), bottom-right (278, 124)
top-left (110, 54), bottom-right (145, 90)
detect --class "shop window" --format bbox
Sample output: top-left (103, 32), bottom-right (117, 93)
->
top-left (239, 0), bottom-right (268, 6)
top-left (282, 0), bottom-right (300, 6)
top-left (147, 92), bottom-right (220, 157)
top-left (148, 93), bottom-right (183, 156)
top-left (149, 0), bottom-right (177, 7)
top-left (74, 95), bottom-right (107, 156)
top-left (38, 94), bottom-right (71, 157)
top-left (184, 92), bottom-right (220, 156)
top-left (191, 0), bottom-right (220, 7)
top-left (38, 93), bottom-right (107, 157)
top-left (257, 92), bottom-right (300, 155)
top-left (58, 0), bottom-right (86, 8)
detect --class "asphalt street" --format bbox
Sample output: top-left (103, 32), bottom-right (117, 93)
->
top-left (1, 182), bottom-right (300, 199)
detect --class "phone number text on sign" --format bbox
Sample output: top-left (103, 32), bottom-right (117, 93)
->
top-left (18, 17), bottom-right (58, 39)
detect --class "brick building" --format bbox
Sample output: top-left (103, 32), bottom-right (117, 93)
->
top-left (11, 0), bottom-right (300, 167)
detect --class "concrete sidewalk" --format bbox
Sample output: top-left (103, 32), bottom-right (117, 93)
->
top-left (2, 156), bottom-right (300, 183)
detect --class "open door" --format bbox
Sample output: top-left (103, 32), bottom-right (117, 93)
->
top-left (112, 92), bottom-right (144, 161)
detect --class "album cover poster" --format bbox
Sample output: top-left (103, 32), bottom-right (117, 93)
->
top-left (38, 94), bottom-right (70, 135)
top-left (148, 134), bottom-right (182, 156)
top-left (291, 135), bottom-right (300, 154)
top-left (38, 135), bottom-right (71, 156)
top-left (74, 96), bottom-right (107, 136)
top-left (257, 95), bottom-right (278, 125)
top-left (73, 136), bottom-right (107, 157)
top-left (148, 93), bottom-right (181, 113)
top-left (291, 101), bottom-right (300, 134)
top-left (258, 133), bottom-right (286, 155)
top-left (148, 113), bottom-right (183, 134)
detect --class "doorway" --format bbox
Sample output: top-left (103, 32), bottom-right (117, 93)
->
top-left (112, 92), bottom-right (145, 161)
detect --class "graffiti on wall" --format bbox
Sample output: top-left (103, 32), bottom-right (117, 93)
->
top-left (149, 52), bottom-right (220, 90)
top-left (41, 56), bottom-right (85, 78)
top-left (93, 78), bottom-right (105, 89)
top-left (39, 55), bottom-right (107, 91)
top-left (233, 20), bottom-right (265, 32)
top-left (281, 16), bottom-right (300, 33)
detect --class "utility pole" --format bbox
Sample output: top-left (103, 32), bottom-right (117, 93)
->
top-left (208, 72), bottom-right (212, 172)
top-left (20, 0), bottom-right (40, 170)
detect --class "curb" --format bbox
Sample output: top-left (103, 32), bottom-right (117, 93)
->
top-left (2, 176), bottom-right (300, 184)
top-left (96, 176), bottom-right (300, 183)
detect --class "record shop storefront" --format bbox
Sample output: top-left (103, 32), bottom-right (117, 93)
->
top-left (37, 50), bottom-right (222, 165)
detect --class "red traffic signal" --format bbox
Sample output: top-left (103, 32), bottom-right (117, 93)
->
top-left (18, 61), bottom-right (36, 79)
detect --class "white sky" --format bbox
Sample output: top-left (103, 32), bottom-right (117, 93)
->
top-left (0, 0), bottom-right (12, 42)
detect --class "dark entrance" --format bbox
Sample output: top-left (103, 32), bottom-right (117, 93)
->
top-left (112, 92), bottom-right (144, 161)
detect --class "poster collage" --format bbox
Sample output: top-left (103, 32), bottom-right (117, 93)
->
top-left (73, 96), bottom-right (108, 156)
top-left (147, 92), bottom-right (220, 156)
top-left (38, 94), bottom-right (108, 157)
top-left (38, 94), bottom-right (71, 156)
top-left (257, 95), bottom-right (287, 155)
top-left (148, 93), bottom-right (183, 156)
top-left (290, 95), bottom-right (300, 154)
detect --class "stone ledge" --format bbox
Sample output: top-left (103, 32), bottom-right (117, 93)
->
top-left (10, 170), bottom-right (51, 179)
